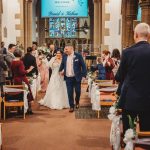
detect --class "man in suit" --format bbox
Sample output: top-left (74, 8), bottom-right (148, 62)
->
top-left (116, 23), bottom-right (150, 133)
top-left (22, 47), bottom-right (38, 77)
top-left (59, 44), bottom-right (87, 112)
top-left (5, 44), bottom-right (16, 80)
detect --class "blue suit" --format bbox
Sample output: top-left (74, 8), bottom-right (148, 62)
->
top-left (59, 52), bottom-right (87, 108)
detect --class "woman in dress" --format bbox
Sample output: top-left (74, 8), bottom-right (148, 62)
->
top-left (111, 48), bottom-right (121, 76)
top-left (102, 50), bottom-right (115, 80)
top-left (37, 52), bottom-right (49, 92)
top-left (39, 50), bottom-right (69, 109)
top-left (11, 49), bottom-right (34, 114)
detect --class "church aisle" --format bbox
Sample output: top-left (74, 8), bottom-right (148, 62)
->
top-left (2, 84), bottom-right (112, 150)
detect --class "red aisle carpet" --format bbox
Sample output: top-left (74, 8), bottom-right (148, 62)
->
top-left (2, 84), bottom-right (144, 150)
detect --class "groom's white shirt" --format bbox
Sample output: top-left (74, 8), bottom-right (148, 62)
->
top-left (66, 52), bottom-right (75, 77)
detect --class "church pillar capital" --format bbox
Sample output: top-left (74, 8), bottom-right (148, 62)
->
top-left (139, 0), bottom-right (150, 24)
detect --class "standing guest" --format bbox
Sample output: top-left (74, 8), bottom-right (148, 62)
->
top-left (46, 44), bottom-right (57, 79)
top-left (1, 42), bottom-right (7, 54)
top-left (11, 49), bottom-right (34, 114)
top-left (102, 50), bottom-right (115, 80)
top-left (22, 47), bottom-right (38, 77)
top-left (59, 44), bottom-right (87, 112)
top-left (32, 41), bottom-right (38, 58)
top-left (46, 43), bottom-right (51, 62)
top-left (96, 57), bottom-right (106, 80)
top-left (5, 44), bottom-right (16, 81)
top-left (116, 23), bottom-right (150, 133)
top-left (111, 48), bottom-right (121, 76)
top-left (50, 44), bottom-right (57, 57)
top-left (37, 54), bottom-right (49, 92)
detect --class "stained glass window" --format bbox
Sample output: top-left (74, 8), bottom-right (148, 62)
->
top-left (49, 18), bottom-right (78, 38)
top-left (137, 5), bottom-right (141, 21)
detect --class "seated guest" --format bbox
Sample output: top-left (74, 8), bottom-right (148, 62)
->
top-left (111, 48), bottom-right (121, 76)
top-left (11, 49), bottom-right (34, 114)
top-left (102, 50), bottom-right (115, 80)
top-left (96, 57), bottom-right (106, 80)
top-left (22, 47), bottom-right (38, 77)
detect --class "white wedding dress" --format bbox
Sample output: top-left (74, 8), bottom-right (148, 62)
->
top-left (39, 57), bottom-right (69, 109)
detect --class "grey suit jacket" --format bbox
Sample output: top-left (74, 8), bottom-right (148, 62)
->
top-left (5, 51), bottom-right (15, 77)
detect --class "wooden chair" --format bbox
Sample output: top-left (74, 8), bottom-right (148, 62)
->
top-left (3, 85), bottom-right (25, 120)
top-left (134, 123), bottom-right (150, 149)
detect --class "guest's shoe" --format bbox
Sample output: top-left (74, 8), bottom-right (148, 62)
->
top-left (69, 108), bottom-right (74, 113)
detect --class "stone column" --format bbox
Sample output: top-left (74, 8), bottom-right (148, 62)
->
top-left (140, 0), bottom-right (150, 25)
top-left (122, 0), bottom-right (138, 48)
top-left (24, 0), bottom-right (33, 51)
top-left (93, 0), bottom-right (100, 53)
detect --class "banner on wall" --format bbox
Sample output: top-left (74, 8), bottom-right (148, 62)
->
top-left (41, 0), bottom-right (88, 17)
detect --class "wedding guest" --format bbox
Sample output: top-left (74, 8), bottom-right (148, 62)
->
top-left (102, 50), bottom-right (115, 80)
top-left (5, 44), bottom-right (16, 81)
top-left (50, 44), bottom-right (57, 57)
top-left (1, 42), bottom-right (7, 54)
top-left (0, 53), bottom-right (7, 93)
top-left (11, 49), bottom-right (34, 114)
top-left (46, 44), bottom-right (57, 79)
top-left (116, 23), bottom-right (150, 133)
top-left (37, 54), bottom-right (49, 92)
top-left (96, 57), bottom-right (106, 80)
top-left (32, 41), bottom-right (38, 58)
top-left (22, 47), bottom-right (38, 77)
top-left (111, 48), bottom-right (121, 76)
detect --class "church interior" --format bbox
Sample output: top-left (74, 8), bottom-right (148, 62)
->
top-left (0, 0), bottom-right (150, 150)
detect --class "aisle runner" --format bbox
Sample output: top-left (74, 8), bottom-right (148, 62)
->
top-left (75, 106), bottom-right (109, 119)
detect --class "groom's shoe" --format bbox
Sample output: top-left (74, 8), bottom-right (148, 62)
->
top-left (75, 103), bottom-right (80, 109)
top-left (69, 108), bottom-right (74, 113)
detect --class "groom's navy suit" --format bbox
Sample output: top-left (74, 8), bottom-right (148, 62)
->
top-left (59, 52), bottom-right (87, 108)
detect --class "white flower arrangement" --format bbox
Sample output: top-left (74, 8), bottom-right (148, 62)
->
top-left (123, 116), bottom-right (137, 150)
top-left (108, 103), bottom-right (121, 150)
top-left (109, 106), bottom-right (116, 114)
top-left (123, 129), bottom-right (135, 150)
top-left (124, 129), bottom-right (135, 141)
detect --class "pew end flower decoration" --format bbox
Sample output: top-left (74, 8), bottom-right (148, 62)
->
top-left (123, 116), bottom-right (137, 150)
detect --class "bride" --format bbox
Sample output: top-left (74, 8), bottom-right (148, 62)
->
top-left (39, 50), bottom-right (69, 109)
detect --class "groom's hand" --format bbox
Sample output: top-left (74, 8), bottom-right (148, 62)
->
top-left (59, 71), bottom-right (64, 76)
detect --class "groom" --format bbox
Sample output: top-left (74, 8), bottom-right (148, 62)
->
top-left (59, 44), bottom-right (87, 112)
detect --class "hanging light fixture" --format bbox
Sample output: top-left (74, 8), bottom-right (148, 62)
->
top-left (75, 19), bottom-right (89, 34)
